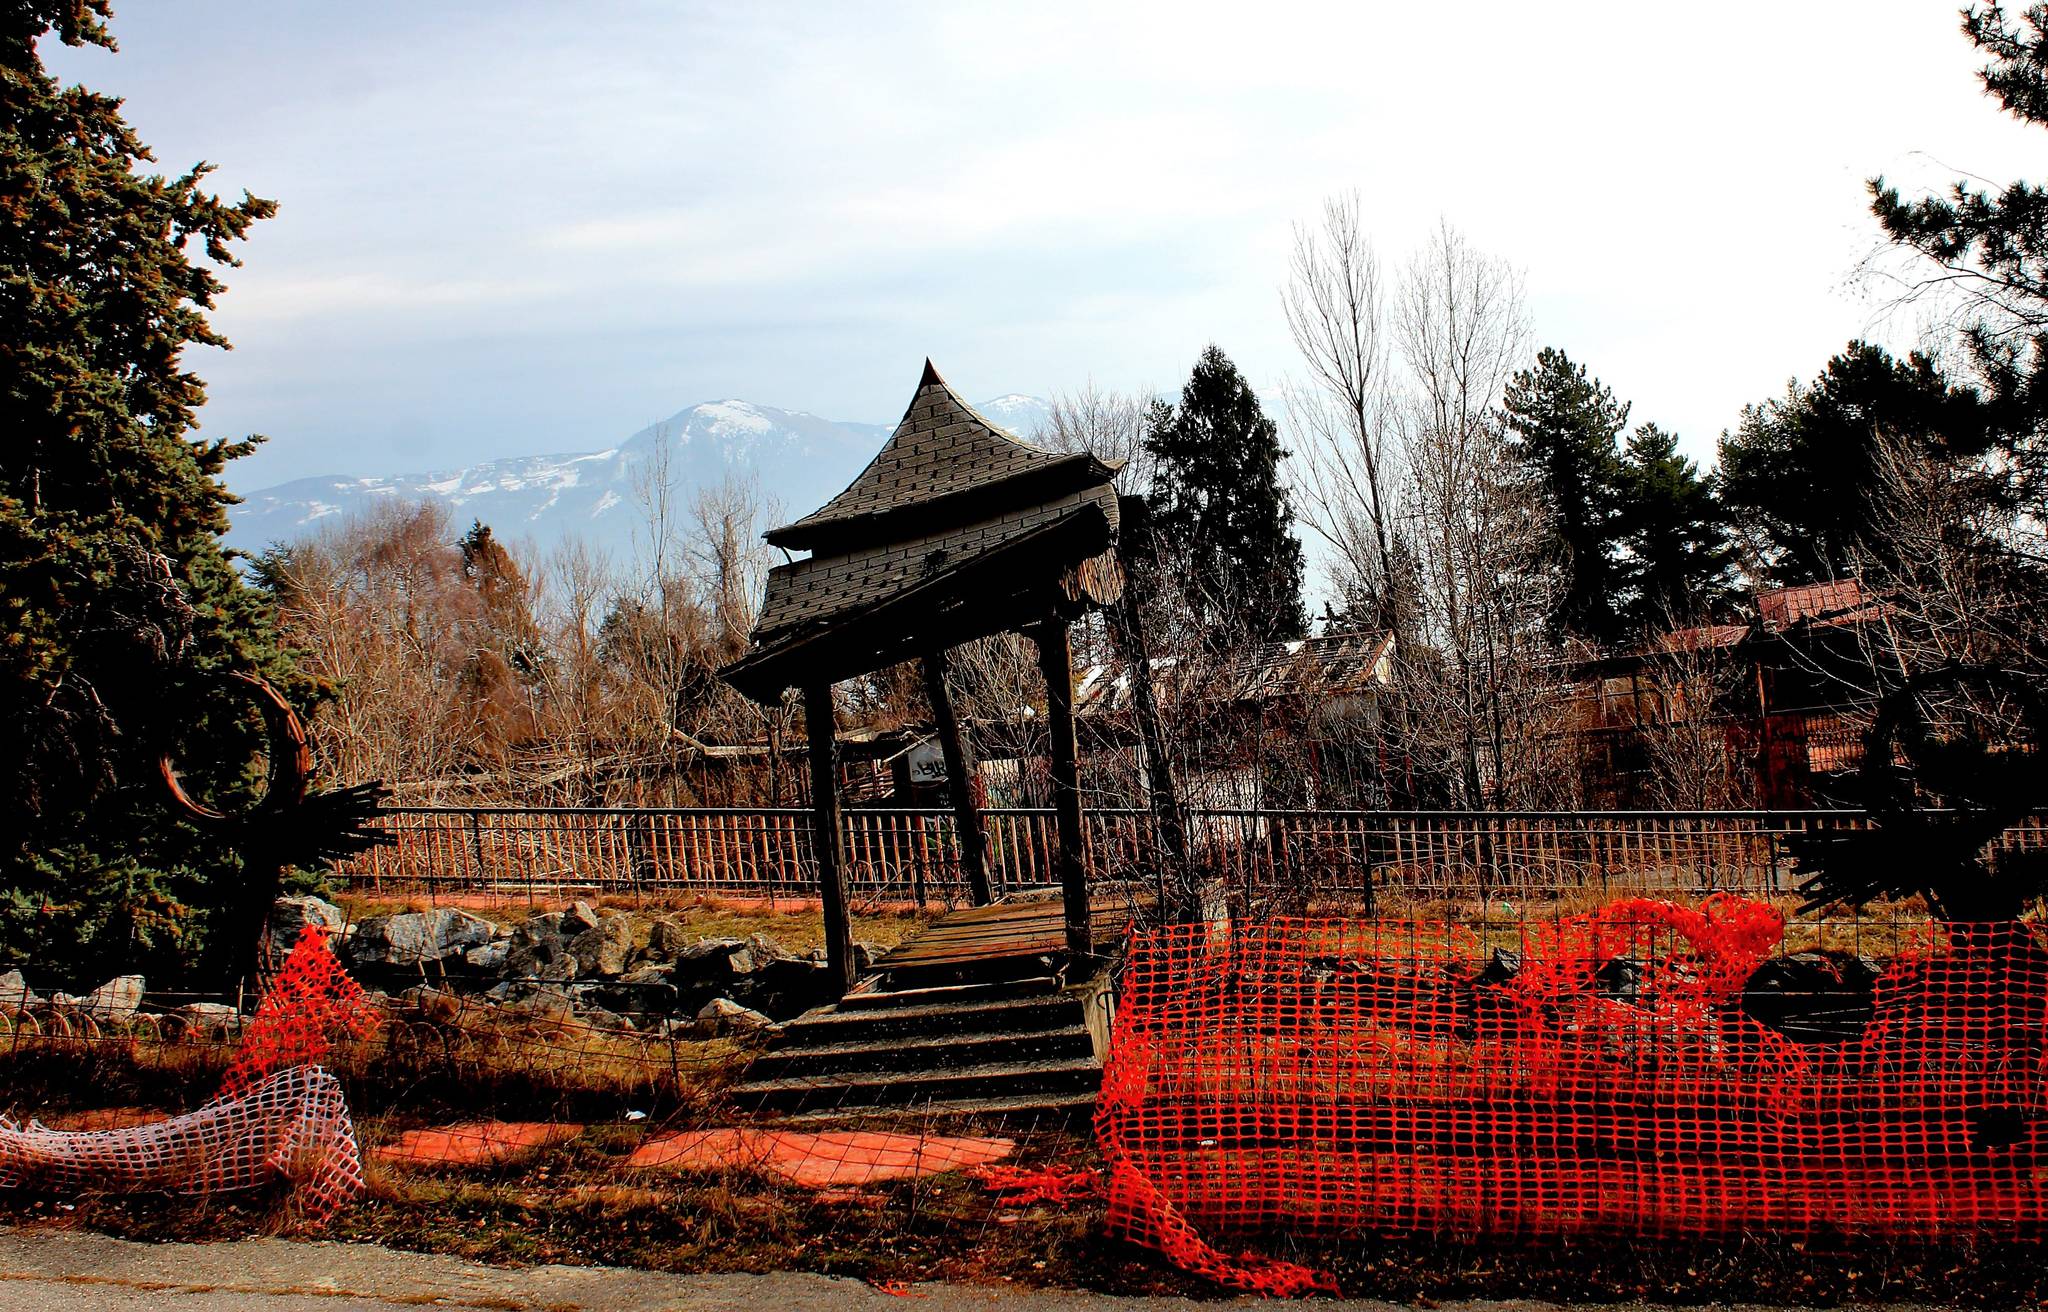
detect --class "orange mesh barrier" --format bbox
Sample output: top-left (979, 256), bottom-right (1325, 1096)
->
top-left (220, 924), bottom-right (382, 1100)
top-left (0, 1065), bottom-right (365, 1223)
top-left (1097, 898), bottom-right (2048, 1295)
top-left (0, 926), bottom-right (378, 1225)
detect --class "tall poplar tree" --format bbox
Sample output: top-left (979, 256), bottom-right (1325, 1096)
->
top-left (0, 1), bottom-right (294, 981)
top-left (1144, 345), bottom-right (1308, 647)
top-left (1502, 348), bottom-right (1629, 643)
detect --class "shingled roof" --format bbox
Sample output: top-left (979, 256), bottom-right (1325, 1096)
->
top-left (722, 360), bottom-right (1127, 701)
top-left (764, 359), bottom-right (1117, 554)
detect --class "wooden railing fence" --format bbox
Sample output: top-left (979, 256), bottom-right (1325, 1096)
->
top-left (335, 807), bottom-right (2048, 905)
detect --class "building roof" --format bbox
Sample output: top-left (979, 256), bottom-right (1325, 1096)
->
top-left (765, 359), bottom-right (1118, 554)
top-left (1073, 630), bottom-right (1394, 718)
top-left (1757, 578), bottom-right (1883, 629)
top-left (754, 482), bottom-right (1119, 639)
top-left (723, 360), bottom-right (1126, 701)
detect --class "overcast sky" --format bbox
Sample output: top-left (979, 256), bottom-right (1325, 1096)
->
top-left (43, 2), bottom-right (2043, 491)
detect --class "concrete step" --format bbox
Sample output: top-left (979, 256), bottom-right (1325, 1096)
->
top-left (775, 992), bottom-right (1084, 1045)
top-left (745, 1024), bottom-right (1093, 1079)
top-left (838, 975), bottom-right (1061, 1012)
top-left (730, 1055), bottom-right (1101, 1115)
top-left (764, 1089), bottom-right (1100, 1129)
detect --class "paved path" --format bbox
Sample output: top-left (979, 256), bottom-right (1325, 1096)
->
top-left (0, 1227), bottom-right (1880, 1310)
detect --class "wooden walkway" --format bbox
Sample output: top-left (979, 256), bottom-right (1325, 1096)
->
top-left (873, 895), bottom-right (1138, 975)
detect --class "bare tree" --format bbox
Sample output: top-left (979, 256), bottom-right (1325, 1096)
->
top-left (1285, 191), bottom-right (1405, 625)
top-left (1391, 222), bottom-right (1567, 807)
top-left (1040, 380), bottom-right (1156, 497)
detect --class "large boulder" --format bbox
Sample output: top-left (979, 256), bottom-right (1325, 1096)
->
top-left (563, 900), bottom-right (602, 934)
top-left (695, 996), bottom-right (774, 1037)
top-left (0, 970), bottom-right (39, 1015)
top-left (263, 894), bottom-right (346, 966)
top-left (352, 909), bottom-right (497, 967)
top-left (80, 975), bottom-right (144, 1022)
top-left (569, 915), bottom-right (635, 977)
top-left (674, 937), bottom-right (754, 982)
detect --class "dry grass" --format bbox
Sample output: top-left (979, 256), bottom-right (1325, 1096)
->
top-left (332, 891), bottom-right (933, 954)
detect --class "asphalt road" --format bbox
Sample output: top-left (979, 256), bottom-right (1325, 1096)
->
top-left (0, 1227), bottom-right (1906, 1311)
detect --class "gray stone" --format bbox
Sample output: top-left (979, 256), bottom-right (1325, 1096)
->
top-left (82, 975), bottom-right (144, 1021)
top-left (351, 909), bottom-right (497, 967)
top-left (0, 970), bottom-right (40, 1015)
top-left (563, 900), bottom-right (601, 933)
top-left (263, 895), bottom-right (346, 966)
top-left (694, 996), bottom-right (773, 1037)
top-left (673, 937), bottom-right (754, 983)
top-left (505, 935), bottom-right (577, 982)
top-left (745, 933), bottom-right (796, 965)
top-left (175, 1002), bottom-right (240, 1022)
top-left (463, 941), bottom-right (510, 972)
top-left (644, 917), bottom-right (691, 960)
top-left (569, 915), bottom-right (635, 977)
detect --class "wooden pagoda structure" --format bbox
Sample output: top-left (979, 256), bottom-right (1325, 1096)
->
top-left (722, 360), bottom-right (1126, 992)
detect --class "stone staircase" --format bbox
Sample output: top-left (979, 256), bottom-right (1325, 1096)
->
top-left (728, 972), bottom-right (1105, 1125)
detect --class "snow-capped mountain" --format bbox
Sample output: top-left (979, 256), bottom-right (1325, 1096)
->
top-left (226, 394), bottom-right (1051, 557)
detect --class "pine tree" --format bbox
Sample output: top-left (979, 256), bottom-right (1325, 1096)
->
top-left (1870, 4), bottom-right (2048, 504)
top-left (1501, 348), bottom-right (1629, 642)
top-left (1143, 345), bottom-right (1308, 647)
top-left (1614, 423), bottom-right (1734, 631)
top-left (1717, 342), bottom-right (1989, 585)
top-left (0, 2), bottom-right (291, 982)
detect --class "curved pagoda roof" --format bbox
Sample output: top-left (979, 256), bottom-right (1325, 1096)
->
top-left (724, 360), bottom-right (1125, 701)
top-left (764, 359), bottom-right (1119, 554)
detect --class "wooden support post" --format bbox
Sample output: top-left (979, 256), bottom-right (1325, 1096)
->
top-left (922, 647), bottom-right (992, 906)
top-left (1030, 618), bottom-right (1092, 960)
top-left (803, 681), bottom-right (855, 996)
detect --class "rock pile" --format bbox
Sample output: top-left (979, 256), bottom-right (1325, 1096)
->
top-left (0, 897), bottom-right (862, 1040)
top-left (338, 899), bottom-right (863, 1035)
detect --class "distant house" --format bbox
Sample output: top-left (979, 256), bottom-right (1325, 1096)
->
top-left (1070, 630), bottom-right (1397, 814)
top-left (1568, 578), bottom-right (1890, 807)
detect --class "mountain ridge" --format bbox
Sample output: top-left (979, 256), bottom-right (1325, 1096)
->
top-left (227, 394), bottom-right (1053, 556)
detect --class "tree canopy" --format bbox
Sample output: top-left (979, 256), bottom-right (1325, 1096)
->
top-left (1144, 345), bottom-right (1308, 647)
top-left (0, 0), bottom-right (292, 982)
top-left (1502, 347), bottom-right (1629, 642)
top-left (1614, 422), bottom-right (1734, 631)
top-left (1718, 341), bottom-right (1989, 585)
top-left (1870, 3), bottom-right (2048, 515)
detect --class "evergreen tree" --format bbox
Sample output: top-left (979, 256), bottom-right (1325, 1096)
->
top-left (1501, 348), bottom-right (1629, 642)
top-left (1614, 423), bottom-right (1734, 631)
top-left (1870, 4), bottom-right (2048, 504)
top-left (1143, 345), bottom-right (1308, 646)
top-left (1717, 341), bottom-right (1989, 585)
top-left (0, 2), bottom-right (291, 982)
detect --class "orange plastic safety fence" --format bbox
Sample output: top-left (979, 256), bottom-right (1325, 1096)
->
top-left (220, 924), bottom-right (382, 1101)
top-left (0, 1065), bottom-right (365, 1223)
top-left (1, 926), bottom-right (380, 1226)
top-left (1097, 898), bottom-right (2048, 1294)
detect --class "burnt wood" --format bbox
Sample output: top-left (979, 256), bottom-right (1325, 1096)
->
top-left (804, 682), bottom-right (855, 995)
top-left (1030, 617), bottom-right (1093, 959)
top-left (922, 646), bottom-right (991, 906)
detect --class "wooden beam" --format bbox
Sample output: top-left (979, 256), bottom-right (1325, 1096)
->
top-left (803, 681), bottom-right (855, 995)
top-left (1029, 618), bottom-right (1092, 959)
top-left (922, 647), bottom-right (992, 906)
